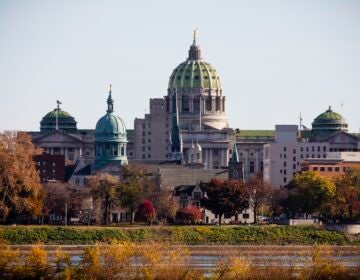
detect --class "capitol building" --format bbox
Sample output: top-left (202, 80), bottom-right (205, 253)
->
top-left (29, 33), bottom-right (360, 184)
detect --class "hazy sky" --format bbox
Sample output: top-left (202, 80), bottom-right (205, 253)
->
top-left (0, 0), bottom-right (359, 132)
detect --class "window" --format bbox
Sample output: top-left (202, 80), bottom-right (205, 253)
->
top-left (317, 146), bottom-right (320, 152)
top-left (327, 167), bottom-right (333, 172)
top-left (283, 177), bottom-right (287, 183)
top-left (293, 156), bottom-right (296, 162)
top-left (284, 169), bottom-right (287, 175)
top-left (182, 95), bottom-right (189, 112)
top-left (301, 154), bottom-right (304, 159)
top-left (335, 167), bottom-right (340, 172)
top-left (311, 154), bottom-right (315, 158)
top-left (312, 146), bottom-right (315, 152)
top-left (320, 167), bottom-right (325, 172)
top-left (300, 147), bottom-right (304, 152)
top-left (213, 149), bottom-right (219, 156)
top-left (280, 169), bottom-right (282, 174)
top-left (313, 166), bottom-right (318, 171)
top-left (306, 147), bottom-right (309, 152)
top-left (193, 192), bottom-right (201, 199)
top-left (284, 154), bottom-right (287, 159)
top-left (323, 146), bottom-right (327, 152)
top-left (283, 147), bottom-right (287, 152)
top-left (283, 162), bottom-right (287, 167)
top-left (250, 161), bottom-right (255, 173)
top-left (293, 149), bottom-right (296, 154)
top-left (293, 164), bottom-right (296, 169)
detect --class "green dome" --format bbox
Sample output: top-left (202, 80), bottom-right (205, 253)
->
top-left (314, 107), bottom-right (346, 124)
top-left (168, 60), bottom-right (221, 91)
top-left (44, 110), bottom-right (73, 118)
top-left (94, 89), bottom-right (128, 168)
top-left (168, 36), bottom-right (222, 92)
top-left (95, 114), bottom-right (127, 141)
top-left (40, 107), bottom-right (77, 133)
top-left (311, 106), bottom-right (348, 139)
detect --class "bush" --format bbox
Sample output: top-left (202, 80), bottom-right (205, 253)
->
top-left (135, 200), bottom-right (156, 224)
top-left (175, 207), bottom-right (202, 224)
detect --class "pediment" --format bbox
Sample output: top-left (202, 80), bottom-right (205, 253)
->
top-left (324, 132), bottom-right (359, 144)
top-left (33, 131), bottom-right (82, 144)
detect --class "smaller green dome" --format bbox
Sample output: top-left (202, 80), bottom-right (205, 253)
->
top-left (44, 110), bottom-right (73, 119)
top-left (95, 114), bottom-right (127, 140)
top-left (311, 106), bottom-right (348, 139)
top-left (313, 107), bottom-right (346, 124)
top-left (40, 106), bottom-right (77, 133)
top-left (95, 91), bottom-right (127, 142)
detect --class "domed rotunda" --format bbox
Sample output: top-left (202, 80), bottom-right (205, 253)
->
top-left (311, 106), bottom-right (348, 140)
top-left (40, 104), bottom-right (77, 133)
top-left (94, 86), bottom-right (128, 168)
top-left (167, 31), bottom-right (229, 131)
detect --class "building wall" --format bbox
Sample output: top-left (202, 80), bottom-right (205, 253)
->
top-left (264, 142), bottom-right (330, 188)
top-left (34, 154), bottom-right (66, 182)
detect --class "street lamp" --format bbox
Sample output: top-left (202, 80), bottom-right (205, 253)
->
top-left (88, 197), bottom-right (93, 226)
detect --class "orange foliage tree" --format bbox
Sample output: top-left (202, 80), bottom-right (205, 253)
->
top-left (0, 131), bottom-right (43, 223)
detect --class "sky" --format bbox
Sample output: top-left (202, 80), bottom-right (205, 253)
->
top-left (0, 0), bottom-right (359, 132)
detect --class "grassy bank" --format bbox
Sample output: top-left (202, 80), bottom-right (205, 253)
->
top-left (0, 225), bottom-right (357, 245)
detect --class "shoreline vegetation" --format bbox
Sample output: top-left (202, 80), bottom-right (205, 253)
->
top-left (0, 242), bottom-right (359, 279)
top-left (0, 225), bottom-right (359, 245)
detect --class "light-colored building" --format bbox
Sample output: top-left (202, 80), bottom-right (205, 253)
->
top-left (263, 125), bottom-right (330, 188)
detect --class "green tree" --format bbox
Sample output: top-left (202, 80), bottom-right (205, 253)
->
top-left (118, 164), bottom-right (153, 224)
top-left (201, 179), bottom-right (248, 225)
top-left (287, 171), bottom-right (336, 217)
top-left (87, 173), bottom-right (119, 224)
top-left (0, 131), bottom-right (43, 223)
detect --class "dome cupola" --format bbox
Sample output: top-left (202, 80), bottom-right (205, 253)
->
top-left (311, 106), bottom-right (348, 140)
top-left (40, 101), bottom-right (77, 133)
top-left (167, 31), bottom-right (228, 131)
top-left (94, 86), bottom-right (128, 168)
top-left (168, 30), bottom-right (222, 93)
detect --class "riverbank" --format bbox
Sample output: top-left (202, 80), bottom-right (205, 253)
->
top-left (0, 225), bottom-right (358, 245)
top-left (1, 243), bottom-right (359, 279)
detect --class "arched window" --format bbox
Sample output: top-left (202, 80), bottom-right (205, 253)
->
top-left (182, 95), bottom-right (189, 112)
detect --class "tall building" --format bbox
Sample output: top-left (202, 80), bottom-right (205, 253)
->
top-left (134, 32), bottom-right (235, 168)
top-left (263, 125), bottom-right (329, 188)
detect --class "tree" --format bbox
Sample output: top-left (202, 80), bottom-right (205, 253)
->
top-left (118, 164), bottom-right (153, 224)
top-left (135, 199), bottom-right (156, 224)
top-left (0, 131), bottom-right (43, 223)
top-left (150, 187), bottom-right (178, 223)
top-left (331, 168), bottom-right (360, 221)
top-left (175, 206), bottom-right (202, 224)
top-left (287, 171), bottom-right (336, 218)
top-left (201, 179), bottom-right (248, 225)
top-left (245, 174), bottom-right (273, 223)
top-left (87, 173), bottom-right (119, 224)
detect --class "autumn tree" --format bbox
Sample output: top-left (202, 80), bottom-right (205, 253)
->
top-left (201, 179), bottom-right (248, 224)
top-left (117, 164), bottom-right (155, 224)
top-left (149, 186), bottom-right (178, 223)
top-left (87, 173), bottom-right (119, 224)
top-left (331, 168), bottom-right (360, 221)
top-left (287, 171), bottom-right (336, 218)
top-left (245, 174), bottom-right (273, 223)
top-left (135, 199), bottom-right (156, 224)
top-left (0, 131), bottom-right (43, 223)
top-left (175, 206), bottom-right (202, 224)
